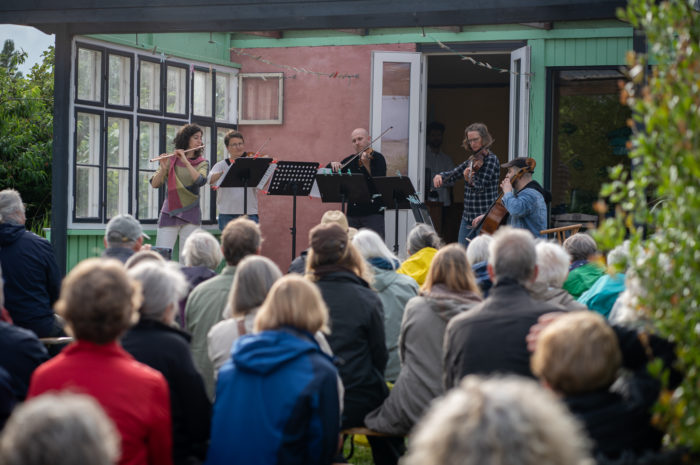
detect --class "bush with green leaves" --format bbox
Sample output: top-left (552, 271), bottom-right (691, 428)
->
top-left (597, 0), bottom-right (700, 451)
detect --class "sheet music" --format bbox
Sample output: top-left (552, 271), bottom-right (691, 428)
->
top-left (214, 163), bottom-right (232, 188)
top-left (256, 163), bottom-right (277, 191)
top-left (309, 168), bottom-right (330, 198)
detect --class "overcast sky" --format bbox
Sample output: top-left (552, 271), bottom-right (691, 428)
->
top-left (0, 25), bottom-right (55, 74)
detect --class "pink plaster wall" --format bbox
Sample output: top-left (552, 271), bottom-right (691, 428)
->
top-left (233, 43), bottom-right (416, 271)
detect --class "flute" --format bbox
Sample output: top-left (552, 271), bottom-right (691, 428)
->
top-left (150, 145), bottom-right (205, 163)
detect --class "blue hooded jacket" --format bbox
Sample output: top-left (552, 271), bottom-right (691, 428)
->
top-left (206, 328), bottom-right (340, 465)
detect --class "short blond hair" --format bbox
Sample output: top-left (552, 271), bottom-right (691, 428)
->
top-left (422, 243), bottom-right (480, 295)
top-left (55, 258), bottom-right (141, 344)
top-left (254, 275), bottom-right (329, 334)
top-left (531, 311), bottom-right (621, 395)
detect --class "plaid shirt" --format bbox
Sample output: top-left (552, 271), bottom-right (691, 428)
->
top-left (439, 152), bottom-right (500, 223)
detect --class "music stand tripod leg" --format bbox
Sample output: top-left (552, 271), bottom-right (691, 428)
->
top-left (393, 191), bottom-right (400, 254)
top-left (243, 178), bottom-right (248, 216)
top-left (290, 183), bottom-right (298, 260)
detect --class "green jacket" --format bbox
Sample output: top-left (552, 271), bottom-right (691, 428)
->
top-left (563, 262), bottom-right (605, 299)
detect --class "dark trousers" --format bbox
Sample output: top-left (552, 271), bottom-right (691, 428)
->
top-left (349, 213), bottom-right (385, 239)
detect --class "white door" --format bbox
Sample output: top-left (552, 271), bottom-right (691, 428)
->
top-left (370, 51), bottom-right (424, 258)
top-left (508, 45), bottom-right (531, 160)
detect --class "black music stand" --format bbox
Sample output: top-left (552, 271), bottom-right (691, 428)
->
top-left (315, 173), bottom-right (371, 214)
top-left (216, 157), bottom-right (272, 216)
top-left (266, 161), bottom-right (320, 260)
top-left (373, 176), bottom-right (418, 254)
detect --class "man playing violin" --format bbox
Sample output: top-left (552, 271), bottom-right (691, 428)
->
top-left (328, 128), bottom-right (387, 238)
top-left (208, 131), bottom-right (260, 230)
top-left (433, 123), bottom-right (499, 246)
top-left (472, 157), bottom-right (548, 238)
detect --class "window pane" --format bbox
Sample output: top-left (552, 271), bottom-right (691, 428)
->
top-left (106, 168), bottom-right (130, 219)
top-left (139, 60), bottom-right (161, 111)
top-left (216, 127), bottom-right (230, 163)
top-left (108, 54), bottom-right (131, 106)
top-left (77, 47), bottom-right (102, 102)
top-left (166, 66), bottom-right (187, 114)
top-left (138, 171), bottom-right (160, 220)
top-left (75, 166), bottom-right (100, 218)
top-left (380, 62), bottom-right (410, 175)
top-left (76, 112), bottom-right (101, 165)
top-left (106, 116), bottom-right (131, 167)
top-left (216, 72), bottom-right (236, 122)
top-left (193, 69), bottom-right (212, 117)
top-left (240, 75), bottom-right (281, 121)
top-left (199, 126), bottom-right (212, 222)
top-left (165, 124), bottom-right (180, 153)
top-left (139, 121), bottom-right (160, 170)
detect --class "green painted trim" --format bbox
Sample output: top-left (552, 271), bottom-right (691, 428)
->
top-left (528, 39), bottom-right (547, 184)
top-left (89, 33), bottom-right (241, 68)
top-left (231, 21), bottom-right (632, 49)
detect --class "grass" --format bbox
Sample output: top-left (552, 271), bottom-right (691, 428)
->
top-left (342, 439), bottom-right (374, 465)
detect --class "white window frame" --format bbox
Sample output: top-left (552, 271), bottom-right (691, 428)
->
top-left (508, 45), bottom-right (531, 159)
top-left (238, 72), bottom-right (284, 125)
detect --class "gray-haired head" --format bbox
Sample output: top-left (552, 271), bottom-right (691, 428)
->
top-left (489, 227), bottom-right (537, 285)
top-left (352, 229), bottom-right (398, 270)
top-left (563, 233), bottom-right (597, 262)
top-left (402, 375), bottom-right (593, 465)
top-left (230, 255), bottom-right (282, 317)
top-left (407, 224), bottom-right (442, 256)
top-left (466, 234), bottom-right (492, 266)
top-left (535, 241), bottom-right (572, 288)
top-left (127, 261), bottom-right (188, 321)
top-left (0, 189), bottom-right (25, 225)
top-left (606, 240), bottom-right (631, 271)
top-left (182, 229), bottom-right (223, 270)
top-left (0, 392), bottom-right (120, 465)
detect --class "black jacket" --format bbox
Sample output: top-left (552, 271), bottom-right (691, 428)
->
top-left (443, 279), bottom-right (563, 389)
top-left (313, 269), bottom-right (388, 427)
top-left (338, 151), bottom-right (387, 217)
top-left (121, 318), bottom-right (211, 465)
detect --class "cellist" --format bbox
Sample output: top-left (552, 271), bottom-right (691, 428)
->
top-left (433, 123), bottom-right (499, 246)
top-left (472, 157), bottom-right (549, 238)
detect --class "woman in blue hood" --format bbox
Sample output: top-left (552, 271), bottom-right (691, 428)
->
top-left (206, 275), bottom-right (341, 465)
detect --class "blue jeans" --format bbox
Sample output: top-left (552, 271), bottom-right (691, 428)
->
top-left (218, 213), bottom-right (259, 230)
top-left (458, 216), bottom-right (478, 247)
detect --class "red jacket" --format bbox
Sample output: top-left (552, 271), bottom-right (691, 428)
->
top-left (28, 340), bottom-right (173, 465)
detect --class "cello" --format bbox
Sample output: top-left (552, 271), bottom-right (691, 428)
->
top-left (473, 157), bottom-right (536, 235)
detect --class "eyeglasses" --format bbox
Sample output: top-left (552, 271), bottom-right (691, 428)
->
top-left (467, 138), bottom-right (481, 144)
top-left (228, 143), bottom-right (244, 148)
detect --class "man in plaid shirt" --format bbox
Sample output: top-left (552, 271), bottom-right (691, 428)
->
top-left (433, 123), bottom-right (499, 246)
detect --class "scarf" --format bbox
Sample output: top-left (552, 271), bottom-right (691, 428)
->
top-left (368, 256), bottom-right (400, 271)
top-left (166, 155), bottom-right (207, 216)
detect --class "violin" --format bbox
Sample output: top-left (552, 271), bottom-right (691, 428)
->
top-left (464, 140), bottom-right (494, 183)
top-left (340, 126), bottom-right (393, 171)
top-left (474, 157), bottom-right (536, 235)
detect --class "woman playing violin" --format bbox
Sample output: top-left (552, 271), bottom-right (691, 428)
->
top-left (433, 123), bottom-right (499, 246)
top-left (208, 131), bottom-right (262, 230)
top-left (150, 123), bottom-right (209, 262)
top-left (471, 157), bottom-right (548, 238)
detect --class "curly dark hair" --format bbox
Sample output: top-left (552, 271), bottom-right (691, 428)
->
top-left (174, 123), bottom-right (204, 157)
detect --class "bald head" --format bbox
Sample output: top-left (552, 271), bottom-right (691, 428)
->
top-left (351, 128), bottom-right (370, 153)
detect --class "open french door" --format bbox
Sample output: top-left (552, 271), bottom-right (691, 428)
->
top-left (508, 45), bottom-right (531, 160)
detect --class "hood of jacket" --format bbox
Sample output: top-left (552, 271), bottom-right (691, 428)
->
top-left (0, 223), bottom-right (25, 247)
top-left (371, 267), bottom-right (401, 292)
top-left (232, 327), bottom-right (328, 375)
top-left (420, 283), bottom-right (482, 322)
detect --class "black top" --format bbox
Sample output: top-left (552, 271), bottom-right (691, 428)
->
top-left (338, 151), bottom-right (387, 217)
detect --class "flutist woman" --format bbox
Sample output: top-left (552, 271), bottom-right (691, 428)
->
top-left (150, 123), bottom-right (209, 261)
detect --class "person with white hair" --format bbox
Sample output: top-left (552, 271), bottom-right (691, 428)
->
top-left (577, 242), bottom-right (629, 317)
top-left (530, 241), bottom-right (587, 310)
top-left (443, 227), bottom-right (563, 389)
top-left (0, 393), bottom-right (120, 465)
top-left (178, 229), bottom-right (222, 326)
top-left (401, 375), bottom-right (593, 465)
top-left (121, 262), bottom-right (211, 465)
top-left (466, 234), bottom-right (493, 296)
top-left (353, 229), bottom-right (419, 382)
top-left (0, 188), bottom-right (63, 338)
top-left (396, 224), bottom-right (442, 286)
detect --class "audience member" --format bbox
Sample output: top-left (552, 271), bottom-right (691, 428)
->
top-left (465, 234), bottom-right (492, 296)
top-left (353, 229), bottom-right (419, 382)
top-left (102, 214), bottom-right (150, 263)
top-left (124, 250), bottom-right (166, 269)
top-left (443, 227), bottom-right (562, 389)
top-left (531, 311), bottom-right (680, 462)
top-left (401, 375), bottom-right (593, 465)
top-left (27, 258), bottom-right (172, 465)
top-left (0, 266), bottom-right (48, 429)
top-left (396, 224), bottom-right (442, 286)
top-left (288, 210), bottom-right (349, 274)
top-left (207, 255), bottom-right (282, 372)
top-left (306, 223), bottom-right (403, 465)
top-left (206, 276), bottom-right (340, 465)
top-left (578, 242), bottom-right (629, 317)
top-left (0, 189), bottom-right (62, 338)
top-left (365, 244), bottom-right (482, 436)
top-left (563, 233), bottom-right (605, 298)
top-left (122, 262), bottom-right (211, 465)
top-left (186, 217), bottom-right (261, 398)
top-left (178, 229), bottom-right (222, 326)
top-left (0, 393), bottom-right (120, 465)
top-left (531, 241), bottom-right (587, 310)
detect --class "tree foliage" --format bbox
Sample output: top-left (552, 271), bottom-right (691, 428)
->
top-left (0, 41), bottom-right (54, 234)
top-left (598, 0), bottom-right (700, 450)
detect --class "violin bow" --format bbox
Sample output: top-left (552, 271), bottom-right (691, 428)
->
top-left (251, 138), bottom-right (271, 158)
top-left (340, 126), bottom-right (394, 170)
